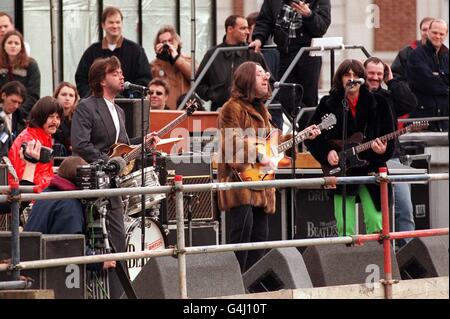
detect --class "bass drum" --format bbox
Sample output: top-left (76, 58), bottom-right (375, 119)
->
top-left (124, 217), bottom-right (167, 281)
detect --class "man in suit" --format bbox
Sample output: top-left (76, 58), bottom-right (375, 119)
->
top-left (71, 56), bottom-right (158, 298)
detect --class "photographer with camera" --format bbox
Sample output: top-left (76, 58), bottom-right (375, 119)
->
top-left (7, 96), bottom-right (62, 190)
top-left (150, 25), bottom-right (195, 110)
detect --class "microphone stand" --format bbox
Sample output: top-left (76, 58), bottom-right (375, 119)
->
top-left (140, 87), bottom-right (150, 266)
top-left (279, 84), bottom-right (303, 239)
top-left (340, 85), bottom-right (352, 237)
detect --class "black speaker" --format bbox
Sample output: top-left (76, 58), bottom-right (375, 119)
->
top-left (243, 248), bottom-right (312, 293)
top-left (0, 232), bottom-right (86, 299)
top-left (131, 252), bottom-right (245, 299)
top-left (303, 241), bottom-right (401, 287)
top-left (115, 98), bottom-right (150, 139)
top-left (397, 237), bottom-right (449, 280)
top-left (166, 221), bottom-right (219, 247)
top-left (295, 188), bottom-right (337, 240)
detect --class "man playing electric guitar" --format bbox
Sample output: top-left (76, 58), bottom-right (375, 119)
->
top-left (217, 61), bottom-right (321, 272)
top-left (304, 59), bottom-right (395, 237)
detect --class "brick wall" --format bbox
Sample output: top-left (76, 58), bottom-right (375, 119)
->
top-left (374, 0), bottom-right (417, 51)
top-left (232, 0), bottom-right (244, 16)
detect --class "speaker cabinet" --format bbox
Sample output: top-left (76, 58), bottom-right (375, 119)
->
top-left (0, 232), bottom-right (86, 299)
top-left (131, 252), bottom-right (245, 299)
top-left (243, 248), bottom-right (312, 293)
top-left (166, 221), bottom-right (219, 247)
top-left (303, 241), bottom-right (401, 287)
top-left (397, 237), bottom-right (449, 279)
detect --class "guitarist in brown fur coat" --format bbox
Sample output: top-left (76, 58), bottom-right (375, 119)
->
top-left (304, 59), bottom-right (395, 236)
top-left (218, 61), bottom-right (320, 272)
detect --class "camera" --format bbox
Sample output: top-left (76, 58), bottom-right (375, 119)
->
top-left (21, 142), bottom-right (54, 164)
top-left (162, 43), bottom-right (170, 51)
top-left (76, 163), bottom-right (111, 190)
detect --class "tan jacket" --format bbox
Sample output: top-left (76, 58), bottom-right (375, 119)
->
top-left (217, 97), bottom-right (279, 214)
top-left (150, 54), bottom-right (194, 110)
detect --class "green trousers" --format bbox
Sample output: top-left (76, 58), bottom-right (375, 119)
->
top-left (334, 185), bottom-right (382, 236)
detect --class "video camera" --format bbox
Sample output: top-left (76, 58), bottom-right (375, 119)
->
top-left (21, 142), bottom-right (54, 164)
top-left (75, 157), bottom-right (126, 190)
top-left (76, 161), bottom-right (111, 190)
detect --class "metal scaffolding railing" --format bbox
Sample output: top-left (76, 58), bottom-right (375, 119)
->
top-left (0, 171), bottom-right (449, 299)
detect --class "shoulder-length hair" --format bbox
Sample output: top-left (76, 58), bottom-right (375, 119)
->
top-left (332, 59), bottom-right (366, 92)
top-left (0, 30), bottom-right (30, 69)
top-left (231, 61), bottom-right (271, 103)
top-left (28, 96), bottom-right (64, 129)
top-left (153, 25), bottom-right (182, 51)
top-left (88, 56), bottom-right (121, 97)
top-left (53, 81), bottom-right (80, 120)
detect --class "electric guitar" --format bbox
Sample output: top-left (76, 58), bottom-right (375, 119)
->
top-left (321, 121), bottom-right (429, 176)
top-left (109, 99), bottom-right (199, 176)
top-left (237, 113), bottom-right (337, 183)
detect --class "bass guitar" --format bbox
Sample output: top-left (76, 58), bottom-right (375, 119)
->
top-left (109, 99), bottom-right (199, 176)
top-left (237, 113), bottom-right (337, 182)
top-left (321, 121), bottom-right (429, 176)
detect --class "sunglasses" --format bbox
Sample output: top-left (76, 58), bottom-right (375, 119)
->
top-left (149, 90), bottom-right (164, 96)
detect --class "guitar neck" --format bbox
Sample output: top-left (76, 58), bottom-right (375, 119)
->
top-left (278, 122), bottom-right (328, 153)
top-left (354, 127), bottom-right (407, 153)
top-left (124, 111), bottom-right (190, 163)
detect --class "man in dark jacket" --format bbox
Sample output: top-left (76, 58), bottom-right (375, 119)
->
top-left (75, 6), bottom-right (151, 99)
top-left (250, 0), bottom-right (331, 126)
top-left (365, 57), bottom-right (417, 248)
top-left (196, 15), bottom-right (268, 111)
top-left (392, 17), bottom-right (434, 81)
top-left (305, 59), bottom-right (395, 236)
top-left (407, 19), bottom-right (449, 132)
top-left (0, 81), bottom-right (27, 157)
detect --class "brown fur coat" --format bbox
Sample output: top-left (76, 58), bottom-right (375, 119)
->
top-left (217, 97), bottom-right (282, 214)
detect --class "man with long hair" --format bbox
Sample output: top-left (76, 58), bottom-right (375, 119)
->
top-left (217, 61), bottom-right (320, 272)
top-left (305, 59), bottom-right (395, 236)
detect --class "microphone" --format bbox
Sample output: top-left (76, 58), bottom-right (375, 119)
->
top-left (347, 78), bottom-right (365, 86)
top-left (104, 157), bottom-right (127, 175)
top-left (124, 81), bottom-right (149, 92)
top-left (273, 82), bottom-right (300, 89)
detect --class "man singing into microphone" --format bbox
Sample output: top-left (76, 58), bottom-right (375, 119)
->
top-left (71, 56), bottom-right (159, 298)
top-left (304, 59), bottom-right (395, 236)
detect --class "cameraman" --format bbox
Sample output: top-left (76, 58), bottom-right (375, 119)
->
top-left (8, 96), bottom-right (63, 190)
top-left (151, 25), bottom-right (195, 110)
top-left (24, 156), bottom-right (116, 271)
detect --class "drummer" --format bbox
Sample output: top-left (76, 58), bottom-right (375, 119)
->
top-left (148, 78), bottom-right (171, 110)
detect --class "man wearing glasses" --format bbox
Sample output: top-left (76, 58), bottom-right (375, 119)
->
top-left (148, 78), bottom-right (170, 110)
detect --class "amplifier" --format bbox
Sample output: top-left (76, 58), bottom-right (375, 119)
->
top-left (160, 154), bottom-right (216, 222)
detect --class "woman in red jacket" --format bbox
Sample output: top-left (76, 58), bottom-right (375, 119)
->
top-left (8, 96), bottom-right (63, 190)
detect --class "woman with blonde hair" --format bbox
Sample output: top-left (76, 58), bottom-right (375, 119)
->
top-left (53, 82), bottom-right (79, 156)
top-left (0, 30), bottom-right (40, 117)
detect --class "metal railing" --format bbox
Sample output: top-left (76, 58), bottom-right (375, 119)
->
top-left (0, 172), bottom-right (448, 299)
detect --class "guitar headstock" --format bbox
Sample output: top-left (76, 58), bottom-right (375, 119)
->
top-left (184, 98), bottom-right (200, 116)
top-left (319, 113), bottom-right (337, 131)
top-left (406, 121), bottom-right (429, 132)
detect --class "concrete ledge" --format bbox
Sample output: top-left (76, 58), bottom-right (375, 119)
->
top-left (0, 290), bottom-right (55, 299)
top-left (212, 277), bottom-right (449, 299)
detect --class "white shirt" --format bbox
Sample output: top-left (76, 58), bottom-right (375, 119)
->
top-left (104, 98), bottom-right (120, 143)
